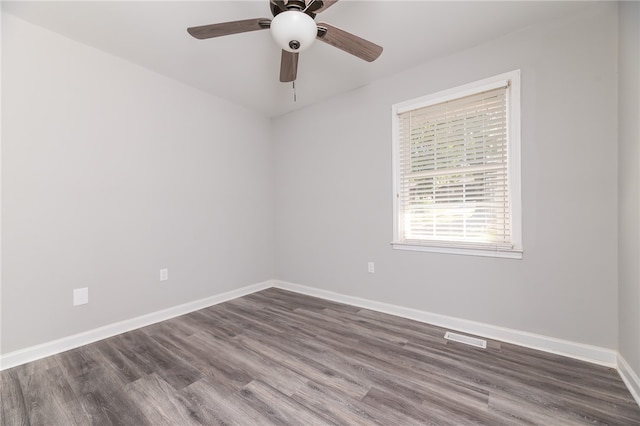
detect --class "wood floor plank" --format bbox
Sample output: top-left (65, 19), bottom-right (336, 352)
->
top-left (139, 316), bottom-right (198, 339)
top-left (487, 389), bottom-right (590, 426)
top-left (180, 376), bottom-right (279, 426)
top-left (113, 329), bottom-right (203, 390)
top-left (193, 331), bottom-right (309, 397)
top-left (92, 338), bottom-right (147, 384)
top-left (0, 369), bottom-right (31, 426)
top-left (361, 386), bottom-right (448, 426)
top-left (125, 373), bottom-right (200, 425)
top-left (232, 332), bottom-right (371, 400)
top-left (2, 287), bottom-right (639, 425)
top-left (238, 379), bottom-right (328, 425)
top-left (145, 332), bottom-right (227, 381)
top-left (18, 366), bottom-right (88, 425)
top-left (11, 357), bottom-right (59, 382)
top-left (290, 380), bottom-right (380, 426)
top-left (79, 385), bottom-right (151, 425)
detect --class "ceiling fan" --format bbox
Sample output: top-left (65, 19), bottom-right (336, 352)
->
top-left (187, 0), bottom-right (383, 83)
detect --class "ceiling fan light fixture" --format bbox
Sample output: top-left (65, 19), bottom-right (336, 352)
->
top-left (270, 11), bottom-right (317, 52)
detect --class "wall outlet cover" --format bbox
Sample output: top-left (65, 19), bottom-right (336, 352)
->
top-left (73, 288), bottom-right (89, 306)
top-left (160, 268), bottom-right (168, 281)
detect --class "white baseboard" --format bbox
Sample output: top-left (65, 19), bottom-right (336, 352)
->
top-left (0, 280), bottom-right (273, 371)
top-left (617, 354), bottom-right (640, 407)
top-left (273, 280), bottom-right (618, 368)
top-left (0, 279), bottom-right (622, 375)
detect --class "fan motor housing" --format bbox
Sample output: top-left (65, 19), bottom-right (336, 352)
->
top-left (271, 0), bottom-right (310, 17)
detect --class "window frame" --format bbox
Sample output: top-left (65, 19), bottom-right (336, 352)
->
top-left (391, 70), bottom-right (522, 259)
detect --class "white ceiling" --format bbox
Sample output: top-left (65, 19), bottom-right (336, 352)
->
top-left (2, 1), bottom-right (592, 117)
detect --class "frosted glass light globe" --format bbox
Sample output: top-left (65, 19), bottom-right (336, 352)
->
top-left (270, 11), bottom-right (317, 53)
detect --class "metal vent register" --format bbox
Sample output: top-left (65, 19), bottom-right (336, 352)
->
top-left (444, 331), bottom-right (487, 348)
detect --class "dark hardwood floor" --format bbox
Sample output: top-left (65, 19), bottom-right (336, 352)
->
top-left (2, 288), bottom-right (639, 425)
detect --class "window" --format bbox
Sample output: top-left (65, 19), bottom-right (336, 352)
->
top-left (392, 71), bottom-right (522, 259)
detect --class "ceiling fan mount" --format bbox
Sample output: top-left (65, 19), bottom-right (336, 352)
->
top-left (187, 0), bottom-right (383, 83)
top-left (270, 0), bottom-right (311, 16)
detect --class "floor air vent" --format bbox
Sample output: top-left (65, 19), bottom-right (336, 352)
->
top-left (444, 331), bottom-right (487, 349)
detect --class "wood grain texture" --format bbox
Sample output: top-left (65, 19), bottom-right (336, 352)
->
top-left (187, 18), bottom-right (270, 40)
top-left (316, 23), bottom-right (383, 62)
top-left (2, 288), bottom-right (639, 425)
top-left (280, 50), bottom-right (298, 83)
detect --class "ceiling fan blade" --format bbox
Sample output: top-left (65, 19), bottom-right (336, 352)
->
top-left (315, 0), bottom-right (338, 13)
top-left (280, 50), bottom-right (299, 82)
top-left (304, 0), bottom-right (324, 15)
top-left (187, 18), bottom-right (271, 40)
top-left (270, 0), bottom-right (287, 13)
top-left (316, 22), bottom-right (383, 62)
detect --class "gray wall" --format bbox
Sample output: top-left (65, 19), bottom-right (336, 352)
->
top-left (274, 3), bottom-right (619, 349)
top-left (1, 14), bottom-right (275, 353)
top-left (618, 1), bottom-right (640, 374)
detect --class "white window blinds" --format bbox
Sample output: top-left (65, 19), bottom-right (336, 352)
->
top-left (396, 84), bottom-right (513, 250)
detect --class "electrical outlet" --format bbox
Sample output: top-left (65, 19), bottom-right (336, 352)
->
top-left (160, 268), bottom-right (168, 281)
top-left (73, 288), bottom-right (89, 306)
top-left (368, 262), bottom-right (375, 273)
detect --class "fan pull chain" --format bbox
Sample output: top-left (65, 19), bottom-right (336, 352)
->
top-left (292, 81), bottom-right (297, 102)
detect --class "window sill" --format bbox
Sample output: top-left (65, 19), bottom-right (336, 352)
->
top-left (391, 242), bottom-right (523, 259)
